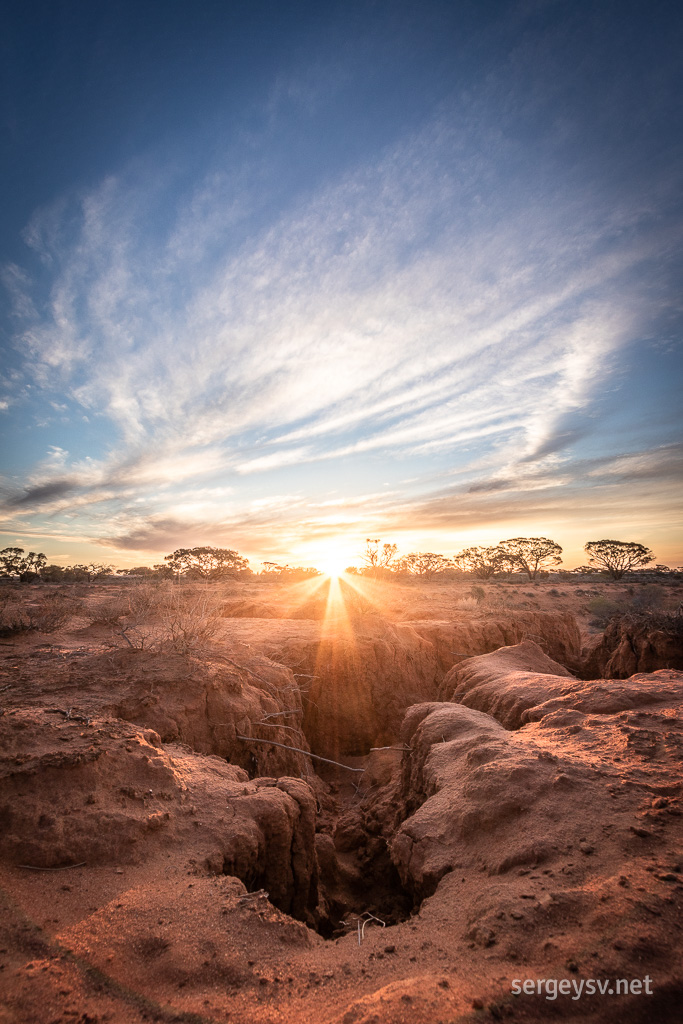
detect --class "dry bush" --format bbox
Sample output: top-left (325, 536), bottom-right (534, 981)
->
top-left (114, 586), bottom-right (224, 654)
top-left (89, 583), bottom-right (171, 626)
top-left (158, 588), bottom-right (223, 653)
top-left (89, 594), bottom-right (133, 625)
top-left (615, 608), bottom-right (683, 640)
top-left (29, 592), bottom-right (83, 632)
top-left (455, 596), bottom-right (479, 610)
top-left (0, 590), bottom-right (82, 634)
top-left (0, 591), bottom-right (30, 634)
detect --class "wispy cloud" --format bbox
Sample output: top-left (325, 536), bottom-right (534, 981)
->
top-left (2, 54), bottom-right (681, 562)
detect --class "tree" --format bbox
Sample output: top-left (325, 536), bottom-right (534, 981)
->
top-left (453, 545), bottom-right (505, 579)
top-left (163, 546), bottom-right (249, 580)
top-left (396, 552), bottom-right (453, 578)
top-left (64, 563), bottom-right (113, 581)
top-left (116, 565), bottom-right (174, 580)
top-left (39, 564), bottom-right (67, 582)
top-left (0, 547), bottom-right (47, 581)
top-left (497, 537), bottom-right (563, 580)
top-left (259, 562), bottom-right (321, 580)
top-left (361, 539), bottom-right (398, 575)
top-left (584, 540), bottom-right (654, 580)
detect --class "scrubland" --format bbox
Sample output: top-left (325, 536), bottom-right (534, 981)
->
top-left (0, 574), bottom-right (682, 1022)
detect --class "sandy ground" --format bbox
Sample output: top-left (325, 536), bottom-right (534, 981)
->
top-left (0, 575), bottom-right (682, 1023)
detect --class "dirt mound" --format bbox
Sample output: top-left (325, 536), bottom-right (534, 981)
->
top-left (583, 612), bottom-right (683, 678)
top-left (441, 640), bottom-right (683, 731)
top-left (390, 685), bottom-right (679, 890)
top-left (0, 709), bottom-right (319, 921)
top-left (379, 665), bottom-right (683, 1008)
top-left (4, 647), bottom-right (313, 778)
top-left (440, 639), bottom-right (579, 727)
top-left (410, 610), bottom-right (581, 675)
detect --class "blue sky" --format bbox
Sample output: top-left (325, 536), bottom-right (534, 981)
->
top-left (1, 0), bottom-right (682, 571)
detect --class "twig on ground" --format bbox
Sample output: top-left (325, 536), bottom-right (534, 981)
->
top-left (369, 745), bottom-right (411, 751)
top-left (236, 889), bottom-right (268, 904)
top-left (19, 862), bottom-right (87, 871)
top-left (342, 911), bottom-right (387, 945)
top-left (45, 707), bottom-right (90, 724)
top-left (235, 735), bottom-right (366, 773)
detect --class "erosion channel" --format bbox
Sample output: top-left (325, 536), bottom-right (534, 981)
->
top-left (1, 596), bottom-right (682, 1024)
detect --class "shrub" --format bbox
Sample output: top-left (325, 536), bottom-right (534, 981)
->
top-left (456, 596), bottom-right (479, 610)
top-left (159, 589), bottom-right (223, 654)
top-left (586, 595), bottom-right (627, 627)
top-left (89, 584), bottom-right (170, 626)
top-left (0, 591), bottom-right (82, 634)
top-left (470, 585), bottom-right (486, 604)
top-left (112, 586), bottom-right (224, 654)
top-left (0, 591), bottom-right (30, 634)
top-left (29, 593), bottom-right (83, 632)
top-left (631, 586), bottom-right (664, 613)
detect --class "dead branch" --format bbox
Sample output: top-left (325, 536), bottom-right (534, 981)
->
top-left (256, 722), bottom-right (301, 735)
top-left (235, 735), bottom-right (365, 773)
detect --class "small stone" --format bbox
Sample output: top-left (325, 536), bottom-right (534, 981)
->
top-left (579, 842), bottom-right (594, 855)
top-left (384, 944), bottom-right (396, 954)
top-left (657, 873), bottom-right (678, 882)
top-left (472, 997), bottom-right (484, 1009)
top-left (630, 826), bottom-right (652, 838)
top-left (566, 959), bottom-right (579, 972)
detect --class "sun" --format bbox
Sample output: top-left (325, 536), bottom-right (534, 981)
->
top-left (319, 556), bottom-right (348, 579)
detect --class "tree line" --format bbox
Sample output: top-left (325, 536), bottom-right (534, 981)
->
top-left (0, 538), bottom-right (671, 584)
top-left (351, 537), bottom-right (663, 581)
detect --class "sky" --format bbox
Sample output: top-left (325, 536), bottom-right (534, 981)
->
top-left (1, 0), bottom-right (682, 572)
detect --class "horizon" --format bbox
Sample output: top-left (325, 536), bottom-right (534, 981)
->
top-left (1, 1), bottom-right (682, 569)
top-left (3, 535), bottom-right (676, 576)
